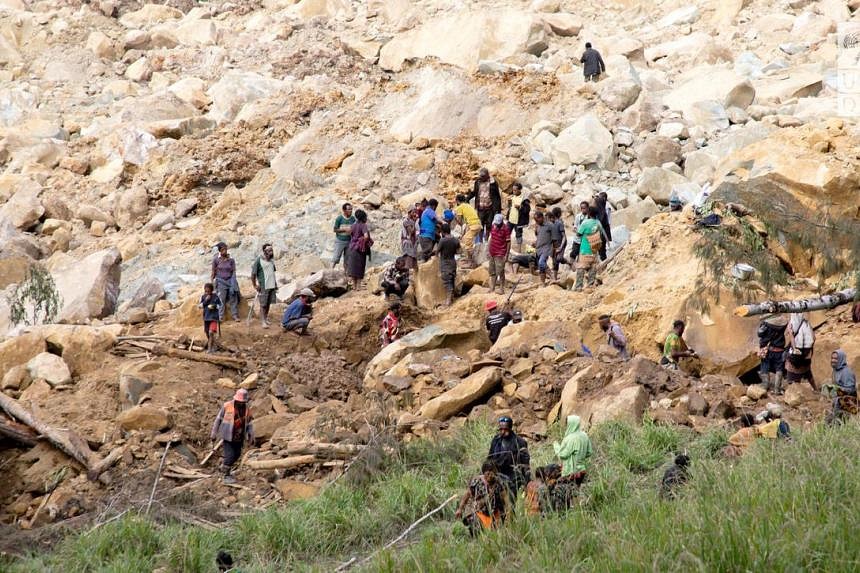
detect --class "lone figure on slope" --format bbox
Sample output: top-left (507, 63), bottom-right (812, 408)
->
top-left (210, 388), bottom-right (254, 484)
top-left (580, 42), bottom-right (606, 82)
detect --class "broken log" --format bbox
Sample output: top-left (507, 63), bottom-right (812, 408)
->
top-left (150, 345), bottom-right (246, 369)
top-left (0, 391), bottom-right (96, 469)
top-left (275, 442), bottom-right (368, 459)
top-left (734, 288), bottom-right (857, 317)
top-left (246, 454), bottom-right (318, 470)
top-left (86, 446), bottom-right (126, 481)
top-left (0, 414), bottom-right (38, 446)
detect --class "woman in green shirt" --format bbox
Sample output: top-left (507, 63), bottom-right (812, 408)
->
top-left (573, 206), bottom-right (607, 291)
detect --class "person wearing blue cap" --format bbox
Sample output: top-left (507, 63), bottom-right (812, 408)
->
top-left (487, 416), bottom-right (531, 494)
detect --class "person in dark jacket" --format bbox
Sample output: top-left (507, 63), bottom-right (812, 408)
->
top-left (468, 167), bottom-right (502, 241)
top-left (580, 42), bottom-right (606, 82)
top-left (594, 193), bottom-right (612, 260)
top-left (757, 316), bottom-right (787, 394)
top-left (487, 416), bottom-right (531, 494)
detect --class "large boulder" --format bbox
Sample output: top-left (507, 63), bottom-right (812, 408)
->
top-left (557, 366), bottom-right (649, 429)
top-left (379, 9), bottom-right (547, 72)
top-left (289, 0), bottom-right (354, 19)
top-left (280, 270), bottom-right (348, 302)
top-left (113, 186), bottom-right (149, 229)
top-left (597, 55), bottom-right (641, 112)
top-left (25, 352), bottom-right (71, 387)
top-left (206, 72), bottom-right (286, 124)
top-left (611, 196), bottom-right (659, 231)
top-left (125, 277), bottom-right (165, 312)
top-left (752, 69), bottom-right (822, 104)
top-left (636, 167), bottom-right (689, 205)
top-left (0, 332), bottom-right (45, 380)
top-left (119, 4), bottom-right (182, 28)
top-left (685, 100), bottom-right (729, 133)
top-left (551, 114), bottom-right (614, 169)
top-left (116, 405), bottom-right (172, 431)
top-left (663, 67), bottom-right (755, 115)
top-left (636, 136), bottom-right (681, 168)
top-left (418, 367), bottom-right (502, 420)
top-left (364, 320), bottom-right (482, 388)
top-left (36, 324), bottom-right (121, 376)
top-left (412, 257), bottom-right (448, 310)
top-left (491, 320), bottom-right (582, 355)
top-left (51, 248), bottom-right (122, 323)
top-left (0, 184), bottom-right (43, 230)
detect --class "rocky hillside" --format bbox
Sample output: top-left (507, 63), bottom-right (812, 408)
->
top-left (0, 0), bottom-right (859, 542)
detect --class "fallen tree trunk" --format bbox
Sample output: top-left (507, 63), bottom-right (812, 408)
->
top-left (276, 442), bottom-right (367, 459)
top-left (150, 345), bottom-right (246, 369)
top-left (0, 414), bottom-right (38, 446)
top-left (734, 288), bottom-right (857, 317)
top-left (246, 454), bottom-right (318, 470)
top-left (0, 392), bottom-right (96, 469)
top-left (0, 392), bottom-right (122, 481)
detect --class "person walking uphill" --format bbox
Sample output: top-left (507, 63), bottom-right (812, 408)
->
top-left (487, 416), bottom-right (531, 493)
top-left (347, 209), bottom-right (373, 291)
top-left (580, 42), bottom-right (605, 82)
top-left (251, 244), bottom-right (277, 328)
top-left (573, 206), bottom-right (607, 291)
top-left (469, 167), bottom-right (501, 241)
top-left (553, 414), bottom-right (592, 485)
top-left (210, 388), bottom-right (254, 484)
top-left (211, 242), bottom-right (240, 322)
top-left (331, 203), bottom-right (355, 271)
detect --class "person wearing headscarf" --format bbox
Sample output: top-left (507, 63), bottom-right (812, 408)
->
top-left (210, 388), bottom-right (254, 484)
top-left (553, 414), bottom-right (592, 485)
top-left (785, 313), bottom-right (815, 388)
top-left (826, 349), bottom-right (857, 425)
top-left (346, 209), bottom-right (373, 290)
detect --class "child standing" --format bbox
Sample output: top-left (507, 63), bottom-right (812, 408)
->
top-left (200, 283), bottom-right (222, 353)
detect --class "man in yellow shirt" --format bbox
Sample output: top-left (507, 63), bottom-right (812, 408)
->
top-left (455, 194), bottom-right (483, 268)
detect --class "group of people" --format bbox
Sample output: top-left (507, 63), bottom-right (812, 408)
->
top-left (455, 415), bottom-right (593, 534)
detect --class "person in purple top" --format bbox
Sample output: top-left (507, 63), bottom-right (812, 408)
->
top-left (211, 242), bottom-right (240, 322)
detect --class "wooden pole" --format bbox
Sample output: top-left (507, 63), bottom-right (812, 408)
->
top-left (245, 454), bottom-right (318, 470)
top-left (734, 288), bottom-right (856, 317)
top-left (146, 442), bottom-right (171, 515)
top-left (0, 414), bottom-right (38, 446)
top-left (150, 345), bottom-right (246, 369)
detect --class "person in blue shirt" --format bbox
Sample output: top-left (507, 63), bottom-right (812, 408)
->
top-left (282, 288), bottom-right (314, 335)
top-left (418, 198), bottom-right (439, 262)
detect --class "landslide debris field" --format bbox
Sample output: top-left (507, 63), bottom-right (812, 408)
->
top-left (0, 0), bottom-right (859, 568)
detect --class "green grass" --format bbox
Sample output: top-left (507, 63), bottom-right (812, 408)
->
top-left (5, 420), bottom-right (860, 572)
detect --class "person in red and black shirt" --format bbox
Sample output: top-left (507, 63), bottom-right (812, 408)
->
top-left (485, 300), bottom-right (512, 345)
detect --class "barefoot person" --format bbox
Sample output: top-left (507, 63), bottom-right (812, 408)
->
top-left (210, 388), bottom-right (254, 484)
top-left (281, 289), bottom-right (314, 335)
top-left (200, 282), bottom-right (222, 353)
top-left (251, 244), bottom-right (277, 328)
top-left (331, 203), bottom-right (355, 271)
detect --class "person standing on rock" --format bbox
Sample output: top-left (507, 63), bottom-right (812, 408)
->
top-left (418, 199), bottom-right (440, 262)
top-left (757, 316), bottom-right (787, 394)
top-left (534, 211), bottom-right (556, 286)
top-left (785, 313), bottom-right (816, 389)
top-left (400, 208), bottom-right (419, 270)
top-left (568, 201), bottom-right (589, 263)
top-left (487, 416), bottom-right (531, 495)
top-left (506, 182), bottom-right (529, 252)
top-left (200, 282), bottom-right (222, 354)
top-left (573, 206), bottom-right (607, 291)
top-left (598, 314), bottom-right (629, 360)
top-left (437, 222), bottom-right (460, 307)
top-left (210, 388), bottom-right (254, 484)
top-left (580, 42), bottom-right (605, 82)
top-left (347, 209), bottom-right (373, 291)
top-left (485, 300), bottom-right (513, 345)
top-left (281, 288), bottom-right (314, 335)
top-left (379, 301), bottom-right (401, 348)
top-left (487, 214), bottom-right (511, 295)
top-left (331, 203), bottom-right (356, 272)
top-left (553, 414), bottom-right (592, 485)
top-left (661, 320), bottom-right (697, 369)
top-left (469, 167), bottom-right (501, 242)
top-left (251, 243), bottom-right (278, 329)
top-left (211, 242), bottom-right (240, 322)
top-left (454, 194), bottom-right (483, 268)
